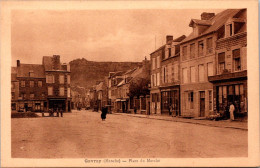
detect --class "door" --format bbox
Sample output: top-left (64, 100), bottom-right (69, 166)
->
top-left (200, 91), bottom-right (205, 117)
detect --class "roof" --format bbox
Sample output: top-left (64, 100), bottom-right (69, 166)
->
top-left (189, 19), bottom-right (212, 27)
top-left (181, 9), bottom-right (242, 43)
top-left (111, 71), bottom-right (124, 78)
top-left (150, 35), bottom-right (186, 55)
top-left (17, 64), bottom-right (45, 78)
top-left (96, 81), bottom-right (104, 91)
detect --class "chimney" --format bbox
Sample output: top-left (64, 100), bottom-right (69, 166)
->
top-left (166, 35), bottom-right (173, 44)
top-left (53, 55), bottom-right (61, 70)
top-left (201, 12), bottom-right (215, 20)
top-left (17, 60), bottom-right (20, 67)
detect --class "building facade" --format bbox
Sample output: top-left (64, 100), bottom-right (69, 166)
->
top-left (11, 55), bottom-right (72, 112)
top-left (208, 9), bottom-right (247, 118)
top-left (180, 9), bottom-right (246, 118)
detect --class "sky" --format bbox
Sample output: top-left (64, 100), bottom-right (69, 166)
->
top-left (11, 9), bottom-right (224, 66)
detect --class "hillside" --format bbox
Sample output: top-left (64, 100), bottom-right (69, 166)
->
top-left (69, 58), bottom-right (142, 89)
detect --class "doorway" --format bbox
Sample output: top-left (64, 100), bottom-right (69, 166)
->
top-left (199, 91), bottom-right (205, 117)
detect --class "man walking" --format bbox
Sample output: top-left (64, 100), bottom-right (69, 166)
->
top-left (229, 103), bottom-right (235, 121)
top-left (60, 108), bottom-right (63, 117)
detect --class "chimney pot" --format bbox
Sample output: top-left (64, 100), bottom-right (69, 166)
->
top-left (17, 60), bottom-right (20, 67)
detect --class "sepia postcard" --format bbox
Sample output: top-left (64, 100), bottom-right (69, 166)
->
top-left (1, 0), bottom-right (259, 167)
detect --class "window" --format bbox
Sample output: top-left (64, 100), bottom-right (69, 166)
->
top-left (233, 49), bottom-right (241, 71)
top-left (20, 92), bottom-right (26, 99)
top-left (173, 64), bottom-right (178, 81)
top-left (168, 48), bottom-right (171, 57)
top-left (59, 75), bottom-right (64, 84)
top-left (46, 75), bottom-right (54, 83)
top-left (48, 86), bottom-right (53, 96)
top-left (209, 90), bottom-right (213, 111)
top-left (190, 43), bottom-right (195, 59)
top-left (153, 74), bottom-right (156, 86)
top-left (156, 72), bottom-right (160, 86)
top-left (163, 66), bottom-right (167, 83)
top-left (190, 66), bottom-right (195, 83)
top-left (152, 58), bottom-right (155, 70)
top-left (188, 92), bottom-right (194, 109)
top-left (218, 52), bottom-right (225, 74)
top-left (67, 75), bottom-right (71, 84)
top-left (67, 88), bottom-right (71, 97)
top-left (198, 41), bottom-right (204, 56)
top-left (229, 24), bottom-right (233, 36)
top-left (38, 81), bottom-right (42, 87)
top-left (207, 62), bottom-right (213, 76)
top-left (206, 37), bottom-right (213, 54)
top-left (182, 68), bottom-right (188, 84)
top-left (59, 87), bottom-right (64, 96)
top-left (42, 93), bottom-right (45, 98)
top-left (30, 81), bottom-right (34, 87)
top-left (21, 81), bottom-right (25, 87)
top-left (30, 93), bottom-right (34, 99)
top-left (156, 56), bottom-right (160, 68)
top-left (29, 71), bottom-right (34, 77)
top-left (11, 92), bottom-right (15, 99)
top-left (182, 46), bottom-right (188, 61)
top-left (167, 64), bottom-right (172, 83)
top-left (11, 83), bottom-right (14, 89)
top-left (198, 64), bottom-right (205, 82)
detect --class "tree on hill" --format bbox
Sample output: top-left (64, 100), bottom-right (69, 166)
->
top-left (128, 77), bottom-right (150, 98)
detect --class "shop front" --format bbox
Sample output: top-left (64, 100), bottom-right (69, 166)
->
top-left (160, 86), bottom-right (180, 116)
top-left (209, 71), bottom-right (247, 118)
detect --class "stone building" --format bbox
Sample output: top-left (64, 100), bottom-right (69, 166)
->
top-left (11, 55), bottom-right (72, 112)
top-left (179, 9), bottom-right (246, 118)
top-left (208, 9), bottom-right (247, 118)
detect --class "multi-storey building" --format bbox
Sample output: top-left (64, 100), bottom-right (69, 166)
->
top-left (150, 35), bottom-right (185, 115)
top-left (180, 9), bottom-right (246, 118)
top-left (11, 67), bottom-right (19, 111)
top-left (208, 9), bottom-right (247, 118)
top-left (11, 55), bottom-right (72, 112)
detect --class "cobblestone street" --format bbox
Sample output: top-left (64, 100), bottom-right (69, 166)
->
top-left (12, 110), bottom-right (248, 158)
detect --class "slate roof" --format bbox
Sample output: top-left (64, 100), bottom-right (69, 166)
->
top-left (181, 9), bottom-right (242, 44)
top-left (17, 64), bottom-right (45, 78)
top-left (150, 35), bottom-right (186, 55)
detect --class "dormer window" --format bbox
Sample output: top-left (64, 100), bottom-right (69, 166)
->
top-left (225, 19), bottom-right (246, 38)
top-left (29, 70), bottom-right (34, 77)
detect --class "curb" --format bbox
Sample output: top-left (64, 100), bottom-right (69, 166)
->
top-left (112, 113), bottom-right (248, 131)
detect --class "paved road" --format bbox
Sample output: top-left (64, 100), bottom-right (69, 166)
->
top-left (12, 110), bottom-right (247, 158)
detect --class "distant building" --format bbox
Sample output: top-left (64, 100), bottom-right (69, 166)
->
top-left (11, 55), bottom-right (72, 112)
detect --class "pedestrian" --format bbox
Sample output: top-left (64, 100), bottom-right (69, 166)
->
top-left (134, 106), bottom-right (137, 114)
top-left (60, 108), bottom-right (63, 117)
top-left (56, 108), bottom-right (59, 117)
top-left (101, 106), bottom-right (107, 121)
top-left (229, 102), bottom-right (235, 121)
top-left (168, 104), bottom-right (172, 116)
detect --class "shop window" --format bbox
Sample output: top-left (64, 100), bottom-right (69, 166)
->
top-left (182, 46), bottom-right (188, 61)
top-left (218, 52), bottom-right (225, 74)
top-left (30, 81), bottom-right (34, 87)
top-left (198, 40), bottom-right (204, 56)
top-left (233, 49), bottom-right (241, 71)
top-left (190, 43), bottom-right (195, 59)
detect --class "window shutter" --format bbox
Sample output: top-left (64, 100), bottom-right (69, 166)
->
top-left (218, 52), bottom-right (225, 63)
top-left (241, 47), bottom-right (247, 70)
top-left (232, 49), bottom-right (240, 58)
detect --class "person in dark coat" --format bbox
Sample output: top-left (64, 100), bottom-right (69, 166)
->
top-left (101, 106), bottom-right (108, 121)
top-left (60, 108), bottom-right (63, 117)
